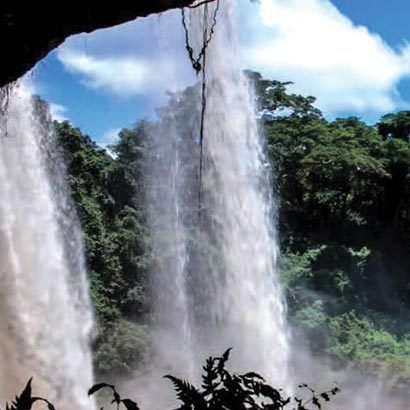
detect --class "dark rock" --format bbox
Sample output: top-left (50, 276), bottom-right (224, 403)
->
top-left (1, 2), bottom-right (196, 87)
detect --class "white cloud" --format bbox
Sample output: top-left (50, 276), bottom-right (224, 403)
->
top-left (54, 0), bottom-right (410, 117)
top-left (49, 103), bottom-right (68, 121)
top-left (243, 0), bottom-right (410, 115)
top-left (56, 11), bottom-right (194, 99)
top-left (99, 127), bottom-right (122, 150)
top-left (58, 49), bottom-right (167, 97)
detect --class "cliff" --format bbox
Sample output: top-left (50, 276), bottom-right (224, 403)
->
top-left (1, 2), bottom-right (196, 87)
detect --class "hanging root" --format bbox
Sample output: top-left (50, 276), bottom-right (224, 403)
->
top-left (197, 3), bottom-right (209, 214)
top-left (188, 0), bottom-right (217, 9)
top-left (181, 0), bottom-right (220, 216)
top-left (181, 0), bottom-right (220, 73)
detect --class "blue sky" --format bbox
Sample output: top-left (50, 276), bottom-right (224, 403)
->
top-left (30, 0), bottom-right (410, 146)
top-left (331, 0), bottom-right (410, 48)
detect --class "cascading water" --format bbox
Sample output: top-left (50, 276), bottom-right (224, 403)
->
top-left (0, 85), bottom-right (95, 410)
top-left (194, 0), bottom-right (290, 380)
top-left (142, 0), bottom-right (290, 405)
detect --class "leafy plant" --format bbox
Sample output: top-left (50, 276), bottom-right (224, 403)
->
top-left (88, 383), bottom-right (140, 410)
top-left (88, 350), bottom-right (339, 410)
top-left (163, 349), bottom-right (339, 410)
top-left (2, 379), bottom-right (54, 410)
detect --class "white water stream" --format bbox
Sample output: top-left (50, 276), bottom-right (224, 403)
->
top-left (141, 0), bottom-right (290, 406)
top-left (0, 2), bottom-right (290, 408)
top-left (0, 86), bottom-right (95, 410)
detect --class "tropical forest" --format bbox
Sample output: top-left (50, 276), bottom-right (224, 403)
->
top-left (0, 1), bottom-right (409, 409)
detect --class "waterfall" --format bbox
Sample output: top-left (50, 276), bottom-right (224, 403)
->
top-left (142, 0), bottom-right (290, 405)
top-left (0, 85), bottom-right (95, 410)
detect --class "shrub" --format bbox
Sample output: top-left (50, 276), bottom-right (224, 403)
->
top-left (94, 319), bottom-right (150, 374)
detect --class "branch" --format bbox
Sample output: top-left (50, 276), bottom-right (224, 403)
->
top-left (188, 0), bottom-right (216, 8)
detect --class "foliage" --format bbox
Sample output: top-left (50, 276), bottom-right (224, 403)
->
top-left (50, 72), bottom-right (410, 386)
top-left (54, 121), bottom-right (152, 373)
top-left (93, 319), bottom-right (150, 374)
top-left (1, 379), bottom-right (54, 410)
top-left (88, 383), bottom-right (140, 410)
top-left (255, 70), bottom-right (410, 389)
top-left (246, 71), bottom-right (322, 119)
top-left (326, 311), bottom-right (410, 389)
top-left (90, 350), bottom-right (339, 410)
top-left (378, 111), bottom-right (410, 141)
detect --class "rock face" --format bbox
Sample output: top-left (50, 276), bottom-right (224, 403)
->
top-left (1, 1), bottom-right (195, 87)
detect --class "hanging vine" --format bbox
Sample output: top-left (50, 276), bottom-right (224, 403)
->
top-left (181, 0), bottom-right (220, 215)
top-left (181, 0), bottom-right (220, 74)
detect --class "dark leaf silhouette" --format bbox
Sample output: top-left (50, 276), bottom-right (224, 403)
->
top-left (164, 375), bottom-right (206, 409)
top-left (2, 379), bottom-right (55, 410)
top-left (88, 383), bottom-right (115, 396)
top-left (7, 352), bottom-right (338, 410)
top-left (164, 350), bottom-right (338, 410)
top-left (311, 396), bottom-right (321, 409)
top-left (88, 381), bottom-right (140, 410)
top-left (111, 391), bottom-right (121, 405)
top-left (121, 399), bottom-right (140, 410)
